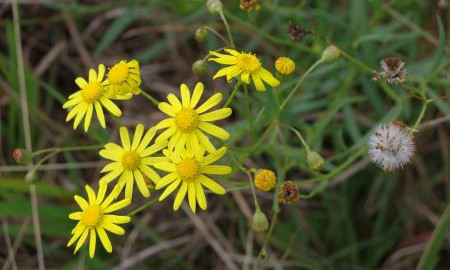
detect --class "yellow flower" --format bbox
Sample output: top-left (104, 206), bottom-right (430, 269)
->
top-left (154, 146), bottom-right (231, 213)
top-left (275, 57), bottom-right (295, 75)
top-left (63, 64), bottom-right (122, 132)
top-left (99, 124), bottom-right (168, 199)
top-left (67, 182), bottom-right (131, 258)
top-left (154, 82), bottom-right (232, 155)
top-left (254, 169), bottom-right (276, 192)
top-left (105, 60), bottom-right (141, 99)
top-left (209, 49), bottom-right (280, 91)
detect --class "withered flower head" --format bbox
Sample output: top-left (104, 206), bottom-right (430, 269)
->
top-left (288, 21), bottom-right (311, 42)
top-left (279, 181), bottom-right (300, 204)
top-left (373, 58), bottom-right (406, 84)
top-left (240, 0), bottom-right (261, 12)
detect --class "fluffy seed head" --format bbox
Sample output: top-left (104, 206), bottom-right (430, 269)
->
top-left (279, 181), bottom-right (300, 204)
top-left (368, 121), bottom-right (415, 171)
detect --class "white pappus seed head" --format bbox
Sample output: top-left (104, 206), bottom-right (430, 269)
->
top-left (368, 121), bottom-right (415, 171)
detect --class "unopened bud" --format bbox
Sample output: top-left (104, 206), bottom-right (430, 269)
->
top-left (12, 148), bottom-right (32, 164)
top-left (307, 150), bottom-right (324, 170)
top-left (251, 208), bottom-right (269, 232)
top-left (25, 170), bottom-right (38, 183)
top-left (195, 26), bottom-right (208, 43)
top-left (206, 0), bottom-right (223, 15)
top-left (320, 45), bottom-right (340, 62)
top-left (192, 60), bottom-right (208, 76)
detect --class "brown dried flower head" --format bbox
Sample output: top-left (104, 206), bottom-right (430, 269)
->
top-left (279, 181), bottom-right (300, 204)
top-left (373, 58), bottom-right (406, 84)
top-left (240, 0), bottom-right (261, 12)
top-left (288, 21), bottom-right (311, 42)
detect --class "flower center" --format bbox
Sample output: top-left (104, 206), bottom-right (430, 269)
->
top-left (122, 151), bottom-right (140, 171)
top-left (177, 159), bottom-right (199, 181)
top-left (81, 205), bottom-right (102, 228)
top-left (175, 108), bottom-right (199, 132)
top-left (82, 83), bottom-right (104, 103)
top-left (236, 53), bottom-right (261, 73)
top-left (108, 61), bottom-right (129, 84)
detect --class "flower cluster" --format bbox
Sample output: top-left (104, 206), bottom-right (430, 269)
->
top-left (64, 59), bottom-right (235, 257)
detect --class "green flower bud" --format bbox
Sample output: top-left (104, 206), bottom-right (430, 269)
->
top-left (12, 148), bottom-right (32, 165)
top-left (206, 0), bottom-right (223, 15)
top-left (307, 150), bottom-right (324, 171)
top-left (251, 208), bottom-right (269, 233)
top-left (25, 170), bottom-right (38, 183)
top-left (192, 59), bottom-right (208, 76)
top-left (320, 45), bottom-right (340, 62)
top-left (195, 26), bottom-right (208, 43)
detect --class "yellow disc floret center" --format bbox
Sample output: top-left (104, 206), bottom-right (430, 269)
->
top-left (82, 83), bottom-right (104, 103)
top-left (175, 108), bottom-right (199, 132)
top-left (81, 205), bottom-right (102, 228)
top-left (108, 61), bottom-right (129, 84)
top-left (122, 151), bottom-right (140, 171)
top-left (177, 159), bottom-right (200, 181)
top-left (236, 53), bottom-right (261, 73)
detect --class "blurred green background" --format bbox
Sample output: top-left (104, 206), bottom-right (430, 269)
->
top-left (0, 0), bottom-right (449, 269)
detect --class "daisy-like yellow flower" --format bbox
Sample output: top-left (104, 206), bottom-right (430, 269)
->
top-left (209, 49), bottom-right (280, 91)
top-left (104, 60), bottom-right (141, 99)
top-left (154, 82), bottom-right (232, 155)
top-left (63, 64), bottom-right (122, 132)
top-left (154, 146), bottom-right (231, 213)
top-left (99, 124), bottom-right (168, 199)
top-left (67, 182), bottom-right (131, 258)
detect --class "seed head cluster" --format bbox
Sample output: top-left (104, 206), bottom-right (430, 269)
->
top-left (368, 122), bottom-right (415, 171)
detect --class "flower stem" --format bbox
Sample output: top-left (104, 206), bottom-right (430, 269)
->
top-left (140, 90), bottom-right (159, 106)
top-left (243, 84), bottom-right (256, 140)
top-left (218, 9), bottom-right (235, 48)
top-left (410, 101), bottom-right (429, 136)
top-left (224, 82), bottom-right (241, 108)
top-left (32, 144), bottom-right (103, 157)
top-left (128, 198), bottom-right (158, 216)
top-left (246, 172), bottom-right (259, 209)
top-left (280, 59), bottom-right (323, 110)
top-left (203, 26), bottom-right (229, 44)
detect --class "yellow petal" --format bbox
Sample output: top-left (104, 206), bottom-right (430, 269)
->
top-left (196, 93), bottom-right (222, 114)
top-left (180, 84), bottom-right (191, 108)
top-left (187, 181), bottom-right (196, 213)
top-left (198, 108), bottom-right (232, 122)
top-left (173, 181), bottom-right (188, 211)
top-left (199, 175), bottom-right (225, 195)
top-left (190, 82), bottom-right (204, 109)
top-left (198, 122), bottom-right (230, 140)
top-left (200, 165), bottom-right (232, 175)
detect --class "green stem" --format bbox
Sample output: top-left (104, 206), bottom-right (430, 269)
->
top-left (247, 172), bottom-right (260, 209)
top-left (337, 46), bottom-right (375, 74)
top-left (203, 26), bottom-right (228, 44)
top-left (243, 84), bottom-right (256, 140)
top-left (218, 9), bottom-right (234, 47)
top-left (140, 90), bottom-right (159, 106)
top-left (410, 101), bottom-right (428, 136)
top-left (128, 198), bottom-right (158, 216)
top-left (286, 125), bottom-right (311, 152)
top-left (224, 82), bottom-right (241, 108)
top-left (280, 59), bottom-right (323, 110)
top-left (32, 144), bottom-right (103, 157)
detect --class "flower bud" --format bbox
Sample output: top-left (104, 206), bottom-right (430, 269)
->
top-left (251, 208), bottom-right (269, 232)
top-left (206, 0), bottom-right (223, 15)
top-left (275, 57), bottom-right (295, 75)
top-left (12, 148), bottom-right (32, 165)
top-left (306, 150), bottom-right (324, 170)
top-left (192, 59), bottom-right (208, 76)
top-left (254, 169), bottom-right (276, 192)
top-left (279, 181), bottom-right (300, 204)
top-left (25, 170), bottom-right (38, 183)
top-left (320, 45), bottom-right (340, 62)
top-left (195, 26), bottom-right (208, 43)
